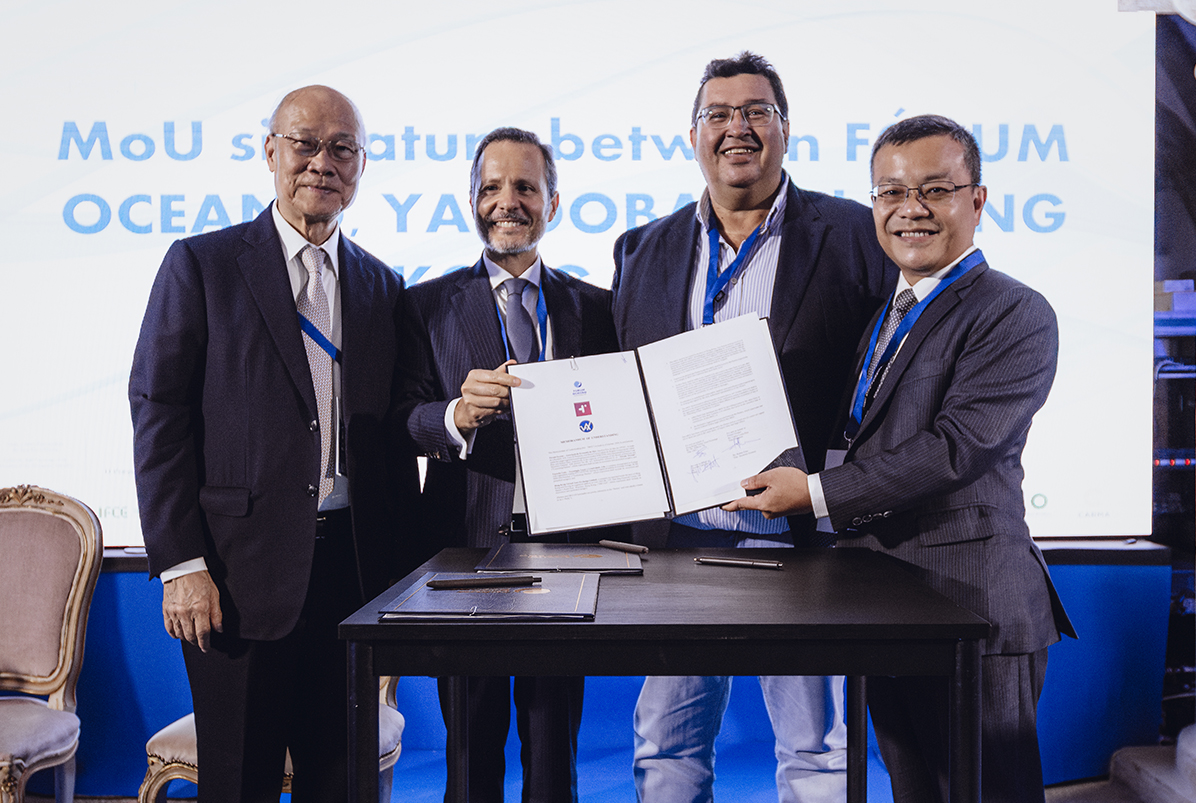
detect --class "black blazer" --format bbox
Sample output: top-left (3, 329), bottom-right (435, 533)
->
top-left (822, 259), bottom-right (1076, 654)
top-left (611, 181), bottom-right (895, 541)
top-left (130, 207), bottom-right (419, 640)
top-left (401, 260), bottom-right (621, 551)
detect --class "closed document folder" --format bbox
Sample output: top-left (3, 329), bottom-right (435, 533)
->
top-left (379, 572), bottom-right (600, 620)
top-left (476, 542), bottom-right (642, 575)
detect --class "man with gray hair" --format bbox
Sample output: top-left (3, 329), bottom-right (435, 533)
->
top-left (131, 85), bottom-right (419, 801)
top-left (400, 126), bottom-right (620, 802)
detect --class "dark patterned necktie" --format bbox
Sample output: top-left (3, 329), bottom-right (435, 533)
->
top-left (868, 288), bottom-right (917, 383)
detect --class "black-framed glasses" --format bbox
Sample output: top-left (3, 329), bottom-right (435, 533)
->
top-left (870, 181), bottom-right (979, 207)
top-left (272, 133), bottom-right (363, 162)
top-left (695, 103), bottom-right (785, 129)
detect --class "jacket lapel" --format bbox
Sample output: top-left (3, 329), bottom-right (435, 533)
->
top-left (852, 262), bottom-right (989, 444)
top-left (768, 183), bottom-right (825, 353)
top-left (237, 208), bottom-right (318, 419)
top-left (541, 266), bottom-right (582, 359)
top-left (451, 261), bottom-right (507, 370)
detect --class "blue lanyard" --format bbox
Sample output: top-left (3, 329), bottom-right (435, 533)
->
top-left (494, 280), bottom-right (549, 362)
top-left (846, 250), bottom-right (985, 437)
top-left (702, 223), bottom-right (763, 325)
top-left (297, 312), bottom-right (341, 363)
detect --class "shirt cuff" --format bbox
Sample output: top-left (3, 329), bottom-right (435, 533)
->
top-left (444, 398), bottom-right (476, 460)
top-left (160, 557), bottom-right (208, 583)
top-left (808, 472), bottom-right (830, 520)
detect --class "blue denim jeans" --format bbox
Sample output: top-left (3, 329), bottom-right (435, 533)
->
top-left (633, 675), bottom-right (847, 803)
top-left (632, 524), bottom-right (847, 803)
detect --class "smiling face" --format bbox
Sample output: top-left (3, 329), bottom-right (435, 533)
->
top-left (871, 134), bottom-right (986, 283)
top-left (264, 86), bottom-right (366, 245)
top-left (470, 139), bottom-right (560, 275)
top-left (690, 73), bottom-right (789, 210)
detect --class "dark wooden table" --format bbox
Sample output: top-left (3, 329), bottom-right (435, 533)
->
top-left (341, 547), bottom-right (989, 803)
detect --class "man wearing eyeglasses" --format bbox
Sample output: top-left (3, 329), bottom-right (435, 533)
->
top-left (611, 52), bottom-right (894, 803)
top-left (130, 85), bottom-right (418, 803)
top-left (727, 114), bottom-right (1074, 803)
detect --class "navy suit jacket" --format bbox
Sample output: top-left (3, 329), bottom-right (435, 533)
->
top-left (821, 259), bottom-right (1075, 654)
top-left (612, 181), bottom-right (894, 541)
top-left (129, 207), bottom-right (419, 640)
top-left (402, 260), bottom-right (620, 550)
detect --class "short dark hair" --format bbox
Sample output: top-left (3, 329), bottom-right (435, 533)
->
top-left (691, 51), bottom-right (788, 126)
top-left (469, 127), bottom-right (558, 200)
top-left (870, 114), bottom-right (982, 185)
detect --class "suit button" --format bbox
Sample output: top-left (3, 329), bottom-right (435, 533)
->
top-left (307, 484), bottom-right (317, 497)
top-left (310, 420), bottom-right (319, 432)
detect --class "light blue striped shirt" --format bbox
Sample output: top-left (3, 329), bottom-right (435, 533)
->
top-left (676, 175), bottom-right (791, 535)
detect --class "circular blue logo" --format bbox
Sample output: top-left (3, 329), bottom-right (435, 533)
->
top-left (579, 420), bottom-right (593, 433)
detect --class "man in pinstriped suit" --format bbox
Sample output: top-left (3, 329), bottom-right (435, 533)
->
top-left (728, 114), bottom-right (1075, 803)
top-left (399, 127), bottom-right (619, 802)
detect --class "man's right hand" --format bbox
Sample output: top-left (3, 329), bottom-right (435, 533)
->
top-left (453, 359), bottom-right (522, 433)
top-left (162, 570), bottom-right (223, 652)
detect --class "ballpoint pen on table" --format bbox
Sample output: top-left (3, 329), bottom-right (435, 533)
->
top-left (693, 556), bottom-right (783, 570)
top-left (426, 575), bottom-right (541, 589)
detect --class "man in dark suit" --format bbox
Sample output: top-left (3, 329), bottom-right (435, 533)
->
top-left (400, 127), bottom-right (618, 803)
top-left (611, 52), bottom-right (893, 803)
top-left (727, 114), bottom-right (1075, 803)
top-left (129, 85), bottom-right (418, 803)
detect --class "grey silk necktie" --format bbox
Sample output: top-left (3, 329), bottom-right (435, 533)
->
top-left (298, 245), bottom-right (335, 506)
top-left (504, 278), bottom-right (537, 363)
top-left (868, 288), bottom-right (918, 382)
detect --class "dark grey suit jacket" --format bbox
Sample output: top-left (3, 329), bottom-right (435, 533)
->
top-left (612, 181), bottom-right (895, 542)
top-left (401, 260), bottom-right (621, 551)
top-left (822, 258), bottom-right (1075, 655)
top-left (129, 207), bottom-right (419, 640)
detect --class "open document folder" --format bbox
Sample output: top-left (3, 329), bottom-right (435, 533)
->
top-left (509, 314), bottom-right (799, 535)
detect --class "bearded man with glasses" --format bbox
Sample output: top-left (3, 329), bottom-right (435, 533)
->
top-left (131, 85), bottom-right (419, 802)
top-left (611, 51), bottom-right (895, 803)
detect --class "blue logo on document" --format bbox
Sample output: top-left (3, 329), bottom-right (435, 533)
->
top-left (579, 420), bottom-right (594, 433)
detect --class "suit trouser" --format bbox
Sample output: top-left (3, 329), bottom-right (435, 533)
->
top-left (183, 511), bottom-right (360, 803)
top-left (867, 648), bottom-right (1050, 803)
top-left (437, 675), bottom-right (585, 803)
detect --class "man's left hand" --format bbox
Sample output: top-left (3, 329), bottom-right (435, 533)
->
top-left (722, 467), bottom-right (813, 519)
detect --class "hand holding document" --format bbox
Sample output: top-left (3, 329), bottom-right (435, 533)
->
top-left (509, 315), bottom-right (799, 535)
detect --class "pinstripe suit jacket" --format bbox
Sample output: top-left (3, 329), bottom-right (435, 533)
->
top-left (130, 207), bottom-right (419, 640)
top-left (821, 259), bottom-right (1075, 655)
top-left (401, 260), bottom-right (620, 551)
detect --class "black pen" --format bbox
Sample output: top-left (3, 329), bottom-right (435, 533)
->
top-left (599, 539), bottom-right (649, 554)
top-left (694, 556), bottom-right (783, 570)
top-left (426, 575), bottom-right (541, 589)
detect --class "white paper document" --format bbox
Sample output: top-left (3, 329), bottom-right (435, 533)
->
top-left (509, 314), bottom-right (799, 535)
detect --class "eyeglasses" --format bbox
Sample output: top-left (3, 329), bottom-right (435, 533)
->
top-left (870, 181), bottom-right (978, 207)
top-left (272, 133), bottom-right (363, 162)
top-left (695, 103), bottom-right (785, 129)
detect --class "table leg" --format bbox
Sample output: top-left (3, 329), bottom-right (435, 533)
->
top-left (846, 675), bottom-right (867, 803)
top-left (950, 640), bottom-right (982, 803)
top-left (348, 641), bottom-right (378, 803)
top-left (446, 676), bottom-right (470, 803)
